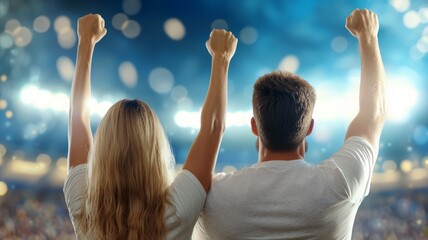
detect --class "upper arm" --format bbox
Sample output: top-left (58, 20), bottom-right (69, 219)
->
top-left (63, 164), bottom-right (87, 216)
top-left (345, 111), bottom-right (385, 153)
top-left (326, 137), bottom-right (375, 203)
top-left (68, 112), bottom-right (93, 171)
top-left (170, 170), bottom-right (206, 224)
top-left (182, 126), bottom-right (224, 192)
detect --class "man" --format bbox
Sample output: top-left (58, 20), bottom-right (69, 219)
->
top-left (194, 9), bottom-right (386, 239)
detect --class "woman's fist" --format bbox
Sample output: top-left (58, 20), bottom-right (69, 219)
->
top-left (78, 14), bottom-right (107, 44)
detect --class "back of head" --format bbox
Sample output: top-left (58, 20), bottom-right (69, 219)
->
top-left (77, 99), bottom-right (174, 240)
top-left (252, 71), bottom-right (316, 151)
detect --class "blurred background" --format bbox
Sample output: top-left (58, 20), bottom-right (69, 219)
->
top-left (0, 0), bottom-right (427, 239)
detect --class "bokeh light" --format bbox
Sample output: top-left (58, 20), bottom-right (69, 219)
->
top-left (211, 19), bottom-right (228, 30)
top-left (118, 61), bottom-right (138, 88)
top-left (177, 97), bottom-right (193, 110)
top-left (278, 55), bottom-right (300, 73)
top-left (0, 99), bottom-right (7, 109)
top-left (0, 33), bottom-right (13, 49)
top-left (419, 8), bottom-right (428, 23)
top-left (121, 20), bottom-right (141, 38)
top-left (239, 27), bottom-right (258, 45)
top-left (36, 153), bottom-right (52, 167)
top-left (56, 56), bottom-right (75, 82)
top-left (0, 181), bottom-right (8, 196)
top-left (401, 160), bottom-right (413, 173)
top-left (5, 110), bottom-right (13, 119)
top-left (331, 36), bottom-right (348, 53)
top-left (383, 160), bottom-right (398, 172)
top-left (33, 15), bottom-right (51, 33)
top-left (0, 74), bottom-right (7, 82)
top-left (171, 85), bottom-right (188, 102)
top-left (13, 26), bottom-right (32, 47)
top-left (54, 16), bottom-right (71, 34)
top-left (5, 19), bottom-right (20, 34)
top-left (122, 0), bottom-right (141, 16)
top-left (423, 157), bottom-right (428, 168)
top-left (389, 0), bottom-right (410, 12)
top-left (149, 67), bottom-right (175, 94)
top-left (57, 28), bottom-right (76, 49)
top-left (112, 13), bottom-right (128, 30)
top-left (56, 157), bottom-right (67, 171)
top-left (164, 18), bottom-right (186, 41)
top-left (0, 144), bottom-right (6, 157)
top-left (403, 11), bottom-right (421, 29)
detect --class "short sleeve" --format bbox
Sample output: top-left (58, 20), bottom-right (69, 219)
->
top-left (323, 136), bottom-right (375, 203)
top-left (63, 164), bottom-right (87, 218)
top-left (167, 170), bottom-right (206, 239)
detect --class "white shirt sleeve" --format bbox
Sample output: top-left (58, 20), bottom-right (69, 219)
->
top-left (63, 164), bottom-right (87, 219)
top-left (323, 136), bottom-right (376, 203)
top-left (167, 170), bottom-right (206, 240)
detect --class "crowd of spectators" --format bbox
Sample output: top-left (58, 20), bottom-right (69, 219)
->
top-left (0, 189), bottom-right (74, 239)
top-left (1, 187), bottom-right (428, 239)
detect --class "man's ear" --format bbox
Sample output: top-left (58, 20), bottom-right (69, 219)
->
top-left (251, 117), bottom-right (259, 136)
top-left (306, 119), bottom-right (314, 136)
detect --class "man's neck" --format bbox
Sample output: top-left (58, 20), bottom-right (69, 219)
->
top-left (258, 141), bottom-right (306, 163)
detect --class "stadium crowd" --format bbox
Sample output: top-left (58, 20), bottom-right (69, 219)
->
top-left (0, 188), bottom-right (427, 239)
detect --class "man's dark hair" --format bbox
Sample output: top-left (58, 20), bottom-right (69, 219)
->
top-left (252, 71), bottom-right (316, 151)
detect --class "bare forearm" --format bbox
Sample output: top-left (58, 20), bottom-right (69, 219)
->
top-left (200, 55), bottom-right (229, 133)
top-left (358, 35), bottom-right (386, 118)
top-left (70, 40), bottom-right (95, 118)
top-left (67, 41), bottom-right (95, 169)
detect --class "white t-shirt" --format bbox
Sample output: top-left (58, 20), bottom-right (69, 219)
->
top-left (63, 164), bottom-right (206, 240)
top-left (193, 136), bottom-right (375, 240)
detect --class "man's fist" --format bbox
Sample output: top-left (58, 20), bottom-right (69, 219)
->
top-left (78, 14), bottom-right (107, 44)
top-left (206, 29), bottom-right (238, 61)
top-left (346, 9), bottom-right (379, 39)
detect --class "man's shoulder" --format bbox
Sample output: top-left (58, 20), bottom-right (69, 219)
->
top-left (213, 165), bottom-right (257, 181)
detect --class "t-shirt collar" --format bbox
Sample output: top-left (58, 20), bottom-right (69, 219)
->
top-left (252, 159), bottom-right (306, 168)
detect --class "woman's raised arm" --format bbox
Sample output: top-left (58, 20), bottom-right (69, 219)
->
top-left (183, 29), bottom-right (238, 192)
top-left (67, 14), bottom-right (106, 172)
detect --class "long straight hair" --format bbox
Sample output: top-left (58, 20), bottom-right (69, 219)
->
top-left (76, 99), bottom-right (174, 239)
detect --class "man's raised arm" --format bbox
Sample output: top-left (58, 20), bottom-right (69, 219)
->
top-left (345, 9), bottom-right (386, 153)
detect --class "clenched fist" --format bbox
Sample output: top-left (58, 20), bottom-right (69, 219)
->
top-left (78, 14), bottom-right (107, 44)
top-left (346, 9), bottom-right (379, 39)
top-left (206, 29), bottom-right (238, 61)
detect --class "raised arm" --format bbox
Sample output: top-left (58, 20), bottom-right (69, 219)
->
top-left (345, 9), bottom-right (386, 153)
top-left (183, 29), bottom-right (237, 192)
top-left (67, 14), bottom-right (106, 172)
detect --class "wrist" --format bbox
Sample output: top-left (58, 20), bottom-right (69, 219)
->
top-left (357, 34), bottom-right (378, 45)
top-left (212, 54), bottom-right (231, 64)
top-left (78, 37), bottom-right (96, 48)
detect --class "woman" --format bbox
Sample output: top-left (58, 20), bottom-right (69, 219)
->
top-left (63, 14), bottom-right (237, 239)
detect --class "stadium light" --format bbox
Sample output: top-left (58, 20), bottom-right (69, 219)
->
top-left (19, 76), bottom-right (419, 129)
top-left (174, 78), bottom-right (419, 129)
top-left (19, 84), bottom-right (113, 117)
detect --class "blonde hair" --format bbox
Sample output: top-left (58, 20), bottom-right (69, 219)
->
top-left (76, 99), bottom-right (174, 239)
